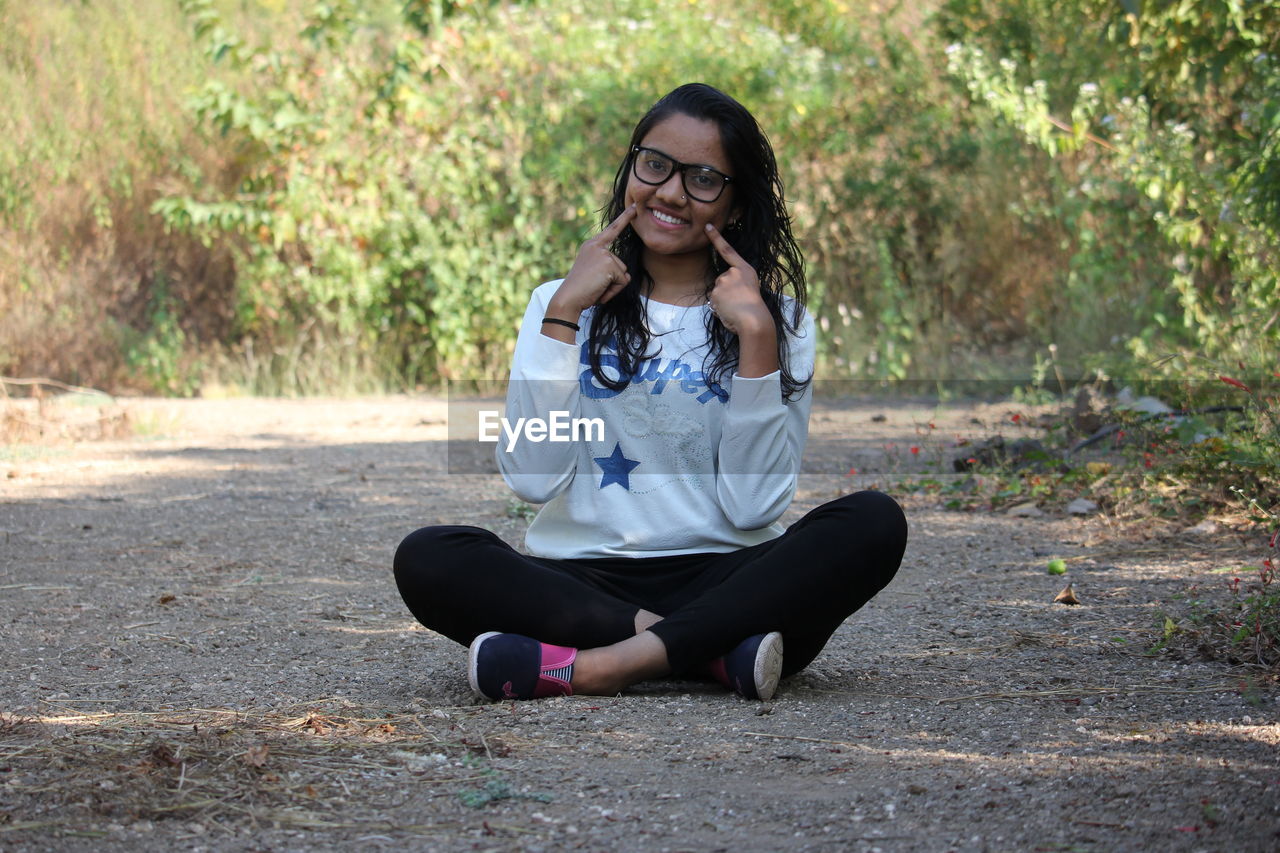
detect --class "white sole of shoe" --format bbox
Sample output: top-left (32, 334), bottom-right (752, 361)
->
top-left (468, 631), bottom-right (502, 698)
top-left (753, 631), bottom-right (784, 701)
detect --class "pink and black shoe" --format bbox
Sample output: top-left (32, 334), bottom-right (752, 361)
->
top-left (468, 632), bottom-right (576, 701)
top-left (709, 632), bottom-right (783, 700)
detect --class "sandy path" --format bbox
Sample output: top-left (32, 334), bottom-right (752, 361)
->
top-left (1, 396), bottom-right (1276, 852)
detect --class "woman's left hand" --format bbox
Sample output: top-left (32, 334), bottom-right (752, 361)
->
top-left (704, 224), bottom-right (773, 337)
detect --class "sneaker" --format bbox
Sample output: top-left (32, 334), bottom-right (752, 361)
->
top-left (468, 632), bottom-right (576, 701)
top-left (708, 632), bottom-right (783, 700)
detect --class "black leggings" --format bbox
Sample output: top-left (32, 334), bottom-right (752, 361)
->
top-left (393, 490), bottom-right (907, 676)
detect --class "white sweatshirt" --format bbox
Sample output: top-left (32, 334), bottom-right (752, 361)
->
top-left (497, 279), bottom-right (815, 559)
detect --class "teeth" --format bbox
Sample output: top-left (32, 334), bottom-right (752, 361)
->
top-left (652, 209), bottom-right (685, 225)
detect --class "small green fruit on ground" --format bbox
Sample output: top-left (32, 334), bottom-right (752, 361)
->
top-left (1047, 559), bottom-right (1067, 575)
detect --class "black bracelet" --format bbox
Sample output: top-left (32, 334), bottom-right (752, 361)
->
top-left (542, 317), bottom-right (580, 332)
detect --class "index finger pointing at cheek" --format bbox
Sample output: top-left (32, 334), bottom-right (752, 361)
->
top-left (600, 204), bottom-right (638, 241)
top-left (704, 223), bottom-right (745, 267)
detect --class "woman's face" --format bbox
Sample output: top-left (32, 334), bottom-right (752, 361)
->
top-left (624, 112), bottom-right (738, 262)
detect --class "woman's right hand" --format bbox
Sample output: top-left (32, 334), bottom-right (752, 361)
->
top-left (546, 204), bottom-right (637, 318)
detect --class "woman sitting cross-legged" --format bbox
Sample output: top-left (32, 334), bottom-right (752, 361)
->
top-left (394, 83), bottom-right (907, 701)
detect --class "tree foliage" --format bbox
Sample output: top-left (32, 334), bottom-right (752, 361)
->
top-left (940, 0), bottom-right (1279, 370)
top-left (3, 0), bottom-right (1275, 392)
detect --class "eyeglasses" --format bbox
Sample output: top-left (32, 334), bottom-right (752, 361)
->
top-left (631, 146), bottom-right (733, 203)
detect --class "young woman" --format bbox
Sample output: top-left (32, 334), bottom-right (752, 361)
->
top-left (394, 83), bottom-right (907, 701)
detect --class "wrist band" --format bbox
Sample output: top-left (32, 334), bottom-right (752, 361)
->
top-left (542, 317), bottom-right (580, 332)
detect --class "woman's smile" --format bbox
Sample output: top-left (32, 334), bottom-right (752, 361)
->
top-left (648, 206), bottom-right (689, 228)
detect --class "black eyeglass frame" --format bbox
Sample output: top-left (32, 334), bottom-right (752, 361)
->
top-left (630, 146), bottom-right (734, 203)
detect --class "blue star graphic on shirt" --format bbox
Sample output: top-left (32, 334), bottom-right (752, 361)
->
top-left (593, 442), bottom-right (641, 490)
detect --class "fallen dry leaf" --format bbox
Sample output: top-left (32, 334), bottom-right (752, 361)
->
top-left (1054, 583), bottom-right (1080, 605)
top-left (304, 715), bottom-right (334, 735)
top-left (150, 743), bottom-right (180, 768)
top-left (243, 744), bottom-right (269, 768)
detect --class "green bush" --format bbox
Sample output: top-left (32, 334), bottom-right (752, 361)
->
top-left (151, 0), bottom-right (1110, 388)
top-left (4, 0), bottom-right (1275, 392)
top-left (939, 0), bottom-right (1280, 373)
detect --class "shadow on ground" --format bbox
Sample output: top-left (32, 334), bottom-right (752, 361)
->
top-left (1, 398), bottom-right (1276, 851)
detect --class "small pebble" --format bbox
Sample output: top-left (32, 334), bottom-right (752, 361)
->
top-left (1066, 498), bottom-right (1098, 515)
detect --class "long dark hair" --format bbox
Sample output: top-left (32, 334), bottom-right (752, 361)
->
top-left (587, 83), bottom-right (810, 401)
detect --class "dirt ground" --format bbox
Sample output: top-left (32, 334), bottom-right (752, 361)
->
top-left (1, 395), bottom-right (1277, 852)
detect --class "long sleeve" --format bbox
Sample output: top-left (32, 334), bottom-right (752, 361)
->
top-left (496, 280), bottom-right (582, 504)
top-left (714, 310), bottom-right (816, 529)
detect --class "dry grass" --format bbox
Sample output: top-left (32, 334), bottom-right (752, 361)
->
top-left (0, 700), bottom-right (513, 839)
top-left (0, 379), bottom-right (131, 444)
top-left (0, 0), bottom-right (289, 392)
